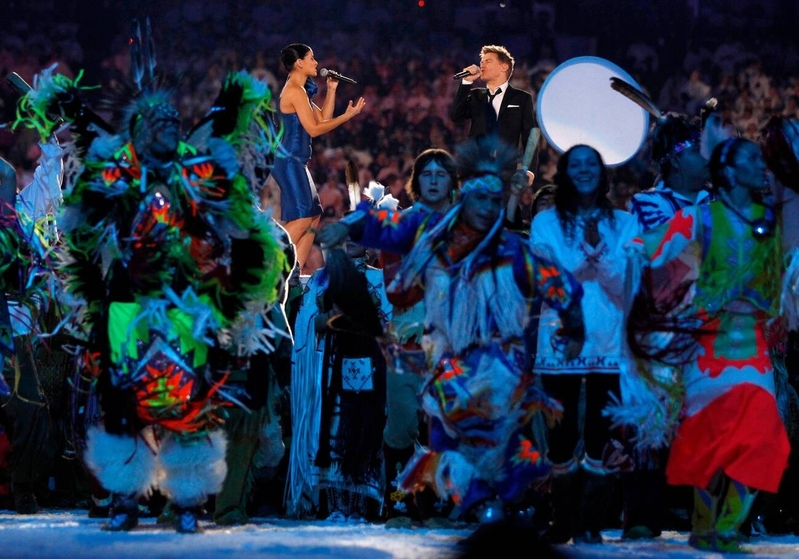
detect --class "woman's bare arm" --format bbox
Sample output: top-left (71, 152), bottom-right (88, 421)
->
top-left (281, 82), bottom-right (365, 138)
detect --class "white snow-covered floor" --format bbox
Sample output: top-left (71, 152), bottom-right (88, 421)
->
top-left (2, 510), bottom-right (799, 558)
top-left (0, 509), bottom-right (466, 559)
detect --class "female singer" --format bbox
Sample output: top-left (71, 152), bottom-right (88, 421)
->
top-left (272, 43), bottom-right (365, 274)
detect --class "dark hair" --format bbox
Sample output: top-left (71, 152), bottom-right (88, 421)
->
top-left (708, 137), bottom-right (753, 193)
top-left (280, 43), bottom-right (311, 72)
top-left (762, 115), bottom-right (799, 191)
top-left (405, 148), bottom-right (458, 202)
top-left (552, 145), bottom-right (614, 238)
top-left (650, 113), bottom-right (701, 177)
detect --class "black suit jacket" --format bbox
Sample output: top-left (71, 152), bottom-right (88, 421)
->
top-left (450, 83), bottom-right (537, 171)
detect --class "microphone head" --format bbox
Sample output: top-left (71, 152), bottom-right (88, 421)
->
top-left (318, 68), bottom-right (355, 84)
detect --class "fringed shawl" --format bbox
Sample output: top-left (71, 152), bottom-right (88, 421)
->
top-left (284, 272), bottom-right (325, 518)
top-left (389, 205), bottom-right (527, 366)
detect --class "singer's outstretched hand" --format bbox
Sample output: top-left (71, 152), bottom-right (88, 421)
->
top-left (345, 97), bottom-right (366, 119)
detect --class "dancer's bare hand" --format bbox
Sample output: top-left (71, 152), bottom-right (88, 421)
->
top-left (509, 169), bottom-right (528, 196)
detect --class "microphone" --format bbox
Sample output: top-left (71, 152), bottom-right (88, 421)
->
top-left (319, 68), bottom-right (356, 85)
top-left (453, 69), bottom-right (477, 80)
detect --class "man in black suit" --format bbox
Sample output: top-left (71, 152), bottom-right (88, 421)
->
top-left (451, 45), bottom-right (537, 227)
top-left (451, 45), bottom-right (537, 181)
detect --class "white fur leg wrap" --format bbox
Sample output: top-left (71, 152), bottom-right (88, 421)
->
top-left (84, 426), bottom-right (158, 497)
top-left (157, 430), bottom-right (228, 507)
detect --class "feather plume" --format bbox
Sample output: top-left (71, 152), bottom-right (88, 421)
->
top-left (344, 158), bottom-right (359, 186)
top-left (365, 180), bottom-right (386, 203)
top-left (376, 193), bottom-right (399, 211)
top-left (186, 72), bottom-right (273, 146)
top-left (142, 17), bottom-right (157, 90)
top-left (185, 120), bottom-right (212, 153)
top-left (454, 134), bottom-right (519, 183)
top-left (13, 66), bottom-right (111, 154)
top-left (130, 19), bottom-right (144, 92)
top-left (345, 159), bottom-right (361, 211)
top-left (610, 77), bottom-right (664, 121)
top-left (129, 18), bottom-right (157, 93)
top-left (363, 180), bottom-right (399, 211)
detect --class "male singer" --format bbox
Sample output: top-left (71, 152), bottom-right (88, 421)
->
top-left (452, 45), bottom-right (537, 228)
top-left (451, 45), bottom-right (537, 179)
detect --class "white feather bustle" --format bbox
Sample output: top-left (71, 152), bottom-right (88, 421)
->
top-left (84, 426), bottom-right (158, 497)
top-left (157, 430), bottom-right (228, 507)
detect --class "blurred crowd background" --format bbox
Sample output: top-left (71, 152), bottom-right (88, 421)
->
top-left (1, 0), bottom-right (798, 213)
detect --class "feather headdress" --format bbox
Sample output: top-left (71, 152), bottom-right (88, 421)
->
top-left (120, 89), bottom-right (178, 142)
top-left (455, 134), bottom-right (519, 181)
top-left (454, 134), bottom-right (519, 195)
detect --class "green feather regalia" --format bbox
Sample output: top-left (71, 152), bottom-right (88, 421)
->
top-left (14, 67), bottom-right (290, 434)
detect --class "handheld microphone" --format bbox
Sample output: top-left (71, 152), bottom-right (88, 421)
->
top-left (453, 69), bottom-right (477, 80)
top-left (319, 68), bottom-right (357, 85)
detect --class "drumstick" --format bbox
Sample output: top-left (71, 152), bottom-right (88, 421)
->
top-left (609, 77), bottom-right (664, 122)
top-left (521, 127), bottom-right (541, 171)
top-left (507, 128), bottom-right (541, 223)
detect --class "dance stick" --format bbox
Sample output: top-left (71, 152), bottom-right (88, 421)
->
top-left (506, 127), bottom-right (541, 224)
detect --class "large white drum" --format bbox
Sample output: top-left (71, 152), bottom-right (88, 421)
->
top-left (536, 56), bottom-right (650, 166)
